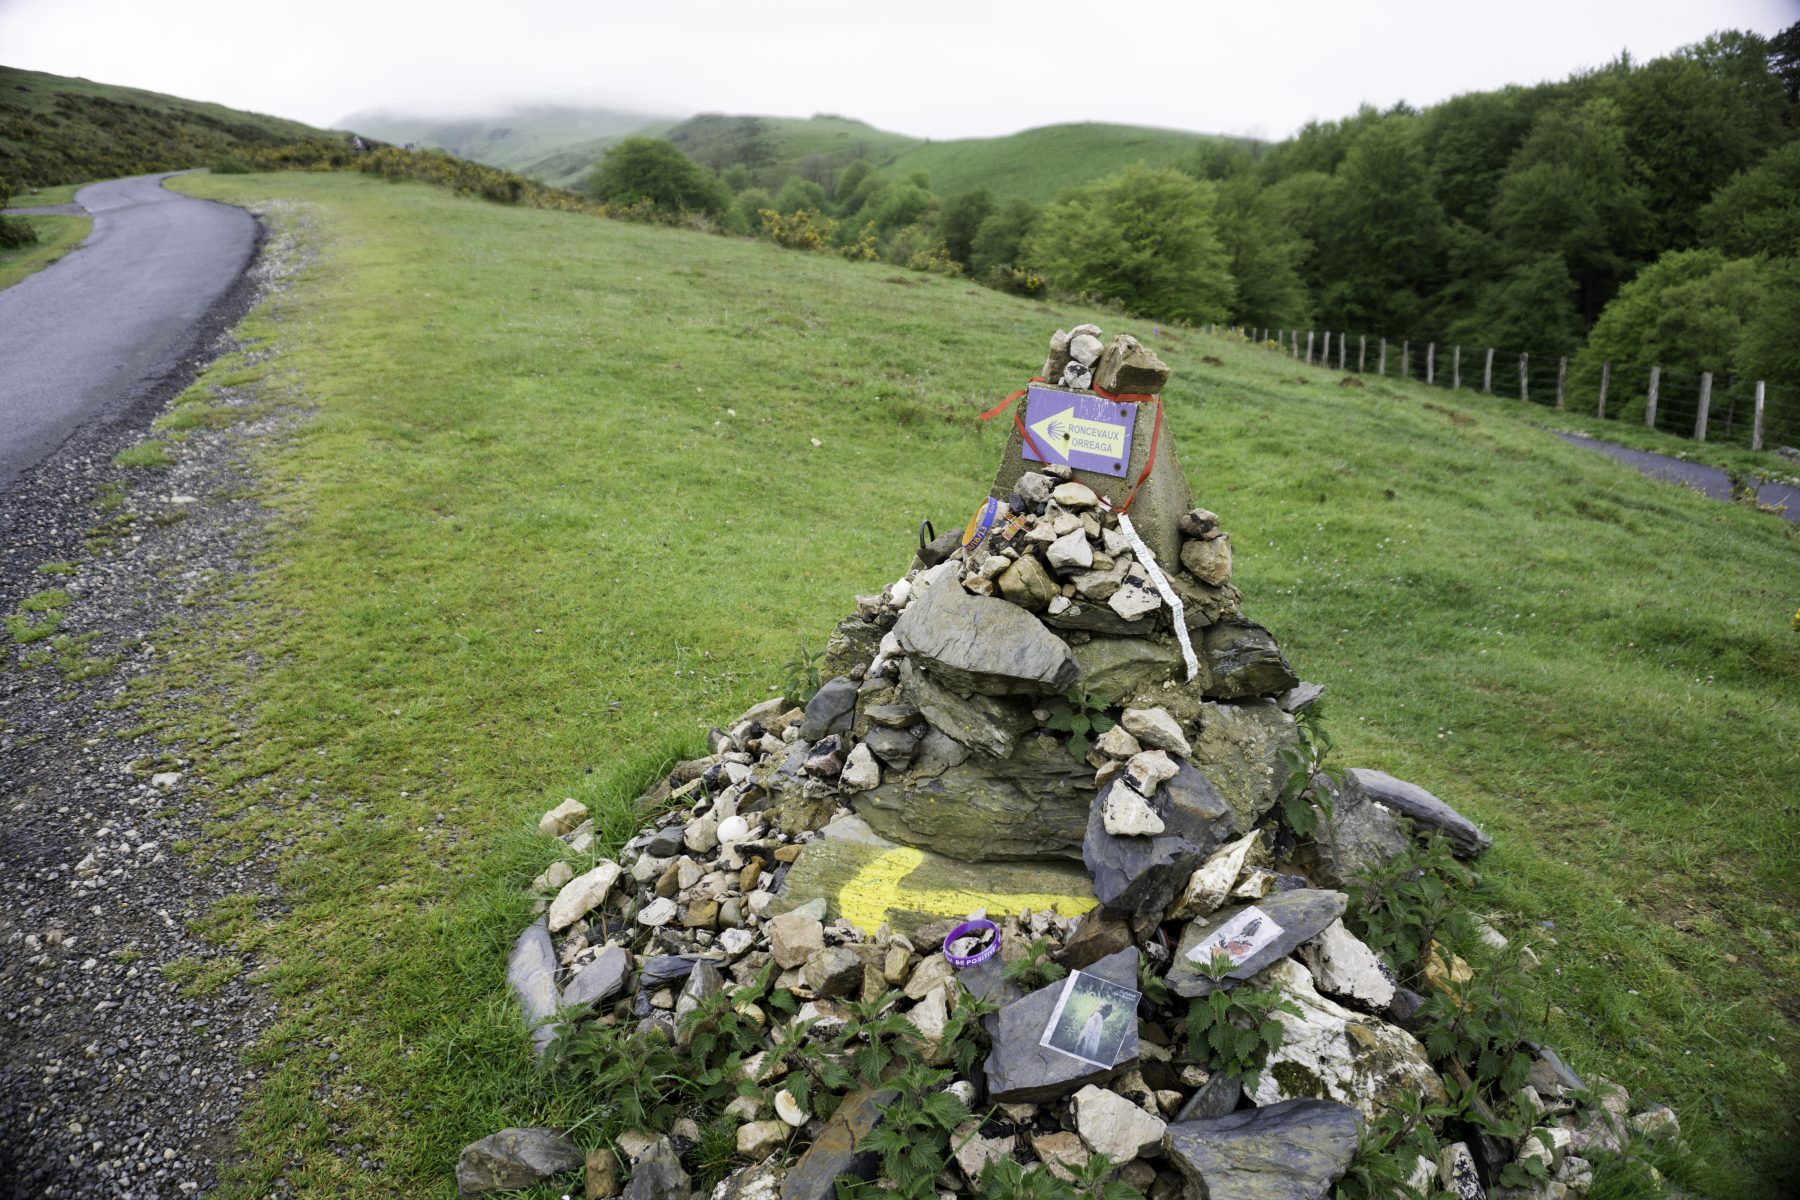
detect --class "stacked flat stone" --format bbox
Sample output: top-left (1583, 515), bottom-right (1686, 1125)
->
top-left (464, 328), bottom-right (1662, 1200)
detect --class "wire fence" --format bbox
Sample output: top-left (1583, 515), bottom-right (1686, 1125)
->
top-left (1211, 326), bottom-right (1793, 453)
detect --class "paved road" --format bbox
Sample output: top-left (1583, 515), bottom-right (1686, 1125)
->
top-left (1554, 431), bottom-right (1800, 523)
top-left (0, 173), bottom-right (257, 490)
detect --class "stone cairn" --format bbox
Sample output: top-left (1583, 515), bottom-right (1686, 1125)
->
top-left (463, 327), bottom-right (1677, 1200)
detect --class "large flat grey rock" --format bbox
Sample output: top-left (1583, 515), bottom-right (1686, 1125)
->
top-left (1166, 889), bottom-right (1347, 998)
top-left (893, 579), bottom-right (1078, 697)
top-left (456, 1127), bottom-right (583, 1197)
top-left (506, 921), bottom-right (559, 1055)
top-left (1342, 768), bottom-right (1491, 857)
top-left (1083, 763), bottom-right (1237, 923)
top-left (983, 946), bottom-right (1139, 1103)
top-left (1163, 1099), bottom-right (1361, 1200)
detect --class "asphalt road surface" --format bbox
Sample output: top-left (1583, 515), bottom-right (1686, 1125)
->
top-left (1554, 431), bottom-right (1800, 523)
top-left (0, 172), bottom-right (257, 492)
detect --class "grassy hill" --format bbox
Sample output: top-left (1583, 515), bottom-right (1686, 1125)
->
top-left (343, 104), bottom-right (675, 189)
top-left (57, 169), bottom-right (1796, 1197)
top-left (0, 65), bottom-right (333, 187)
top-left (880, 122), bottom-right (1245, 202)
top-left (661, 112), bottom-right (922, 188)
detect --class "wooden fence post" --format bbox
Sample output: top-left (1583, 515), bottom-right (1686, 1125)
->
top-left (1645, 367), bottom-right (1660, 429)
top-left (1453, 345), bottom-right (1461, 390)
top-left (1379, 338), bottom-right (1387, 376)
top-left (1427, 342), bottom-right (1436, 386)
top-left (1306, 331), bottom-right (1315, 365)
top-left (1519, 353), bottom-right (1529, 402)
top-left (1338, 333), bottom-right (1347, 371)
top-left (1695, 372), bottom-right (1712, 442)
top-left (1293, 331), bottom-right (1299, 360)
top-left (1402, 340), bottom-right (1410, 380)
top-left (1483, 347), bottom-right (1494, 393)
top-left (1597, 361), bottom-right (1610, 419)
top-left (1359, 335), bottom-right (1366, 373)
top-left (1752, 380), bottom-right (1765, 451)
top-left (1322, 331), bottom-right (1331, 365)
top-left (1556, 357), bottom-right (1567, 410)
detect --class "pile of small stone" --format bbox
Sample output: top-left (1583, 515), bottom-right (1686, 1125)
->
top-left (461, 326), bottom-right (1680, 1200)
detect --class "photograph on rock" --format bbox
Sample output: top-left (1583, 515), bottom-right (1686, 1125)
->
top-left (1039, 970), bottom-right (1140, 1069)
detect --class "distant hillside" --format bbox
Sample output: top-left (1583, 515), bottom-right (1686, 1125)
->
top-left (0, 64), bottom-right (333, 187)
top-left (343, 104), bottom-right (675, 188)
top-left (660, 113), bottom-right (922, 190)
top-left (879, 122), bottom-right (1248, 202)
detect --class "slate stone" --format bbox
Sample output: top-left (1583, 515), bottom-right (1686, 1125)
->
top-left (456, 1127), bottom-right (584, 1197)
top-left (897, 659), bottom-right (1034, 759)
top-left (781, 1087), bottom-right (897, 1200)
top-left (1296, 773), bottom-right (1410, 889)
top-left (1187, 700), bottom-right (1300, 830)
top-left (506, 921), bottom-right (559, 1056)
top-left (1278, 682), bottom-right (1325, 714)
top-left (1070, 635), bottom-right (1184, 707)
top-left (1054, 909), bottom-right (1136, 971)
top-left (1094, 334), bottom-right (1171, 395)
top-left (983, 946), bottom-right (1140, 1103)
top-left (622, 1137), bottom-right (692, 1200)
top-left (1166, 889), bottom-right (1348, 998)
top-left (892, 579), bottom-right (1078, 697)
top-left (1166, 571), bottom-right (1243, 634)
top-left (1202, 619), bottom-right (1299, 700)
top-left (998, 553), bottom-right (1059, 610)
top-left (1043, 599), bottom-right (1157, 637)
top-left (563, 945), bottom-right (632, 1010)
top-left (1521, 1041), bottom-right (1586, 1096)
top-left (639, 955), bottom-right (706, 988)
top-left (645, 825), bottom-right (685, 857)
top-left (1084, 764), bottom-right (1238, 924)
top-left (1175, 1071), bottom-right (1242, 1122)
top-left (822, 615), bottom-right (884, 681)
top-left (798, 676), bottom-right (859, 741)
top-left (1341, 769), bottom-right (1492, 857)
top-left (1163, 1099), bottom-right (1361, 1200)
top-left (863, 723), bottom-right (922, 768)
top-left (854, 733), bottom-right (1097, 860)
top-left (673, 960), bottom-right (725, 1042)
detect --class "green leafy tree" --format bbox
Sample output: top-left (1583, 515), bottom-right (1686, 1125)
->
top-left (774, 176), bottom-right (828, 215)
top-left (1488, 98), bottom-right (1650, 322)
top-left (732, 187), bottom-right (774, 236)
top-left (1025, 164), bottom-right (1235, 323)
top-left (1212, 171), bottom-right (1310, 328)
top-left (969, 197), bottom-right (1041, 277)
top-left (1311, 117), bottom-right (1446, 332)
top-left (1449, 253), bottom-right (1584, 358)
top-left (938, 189), bottom-right (994, 266)
top-left (835, 159), bottom-right (874, 203)
top-left (1699, 140), bottom-right (1800, 257)
top-left (874, 183), bottom-right (935, 233)
top-left (588, 137), bottom-right (730, 219)
top-left (1732, 255), bottom-right (1800, 445)
top-left (719, 164), bottom-right (752, 193)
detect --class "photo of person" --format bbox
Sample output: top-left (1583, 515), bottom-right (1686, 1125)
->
top-left (1039, 970), bottom-right (1139, 1069)
top-left (1185, 904), bottom-right (1285, 968)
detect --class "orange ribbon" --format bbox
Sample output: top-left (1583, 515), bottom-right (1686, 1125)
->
top-left (980, 378), bottom-right (1163, 514)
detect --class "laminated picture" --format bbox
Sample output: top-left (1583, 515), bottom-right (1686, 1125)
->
top-left (1185, 904), bottom-right (1285, 968)
top-left (1039, 969), bottom-right (1139, 1069)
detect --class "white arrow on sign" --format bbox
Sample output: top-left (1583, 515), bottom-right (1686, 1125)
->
top-left (1028, 405), bottom-right (1128, 462)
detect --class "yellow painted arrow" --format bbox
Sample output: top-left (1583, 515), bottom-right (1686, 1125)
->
top-left (836, 847), bottom-right (1097, 934)
top-left (1029, 405), bottom-right (1127, 462)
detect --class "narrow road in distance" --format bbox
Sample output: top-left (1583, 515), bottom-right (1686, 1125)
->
top-left (1554, 431), bottom-right (1800, 523)
top-left (0, 172), bottom-right (257, 493)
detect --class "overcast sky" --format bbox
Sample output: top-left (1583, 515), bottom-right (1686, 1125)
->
top-left (2, 0), bottom-right (1794, 140)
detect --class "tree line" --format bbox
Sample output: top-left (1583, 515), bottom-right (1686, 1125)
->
top-left (590, 24), bottom-right (1800, 445)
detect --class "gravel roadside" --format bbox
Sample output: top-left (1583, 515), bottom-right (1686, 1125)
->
top-left (0, 207), bottom-right (306, 1199)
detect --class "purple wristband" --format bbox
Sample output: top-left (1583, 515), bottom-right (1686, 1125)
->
top-left (943, 919), bottom-right (999, 968)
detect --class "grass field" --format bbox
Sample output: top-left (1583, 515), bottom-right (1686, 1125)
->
top-left (879, 122), bottom-right (1234, 203)
top-left (125, 171), bottom-right (1800, 1198)
top-left (8, 180), bottom-right (86, 207)
top-left (0, 213), bottom-right (91, 289)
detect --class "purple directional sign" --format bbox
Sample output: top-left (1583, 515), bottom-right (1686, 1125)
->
top-left (1021, 385), bottom-right (1138, 478)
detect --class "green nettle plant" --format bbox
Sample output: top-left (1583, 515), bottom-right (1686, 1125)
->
top-left (1183, 951), bottom-right (1299, 1089)
top-left (1344, 832), bottom-right (1475, 972)
top-left (1002, 937), bottom-right (1069, 992)
top-left (1044, 687), bottom-right (1116, 761)
top-left (840, 1062), bottom-right (972, 1200)
top-left (781, 643), bottom-right (823, 705)
top-left (1276, 704), bottom-right (1336, 838)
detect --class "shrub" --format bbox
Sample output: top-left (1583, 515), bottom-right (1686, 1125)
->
top-left (588, 137), bottom-right (731, 220)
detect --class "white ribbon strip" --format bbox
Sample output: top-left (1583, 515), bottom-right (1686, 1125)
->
top-left (1116, 509), bottom-right (1200, 683)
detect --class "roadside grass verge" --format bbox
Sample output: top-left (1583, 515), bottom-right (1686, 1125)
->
top-left (0, 213), bottom-right (91, 289)
top-left (158, 171), bottom-right (1796, 1198)
top-left (10, 181), bottom-right (87, 207)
